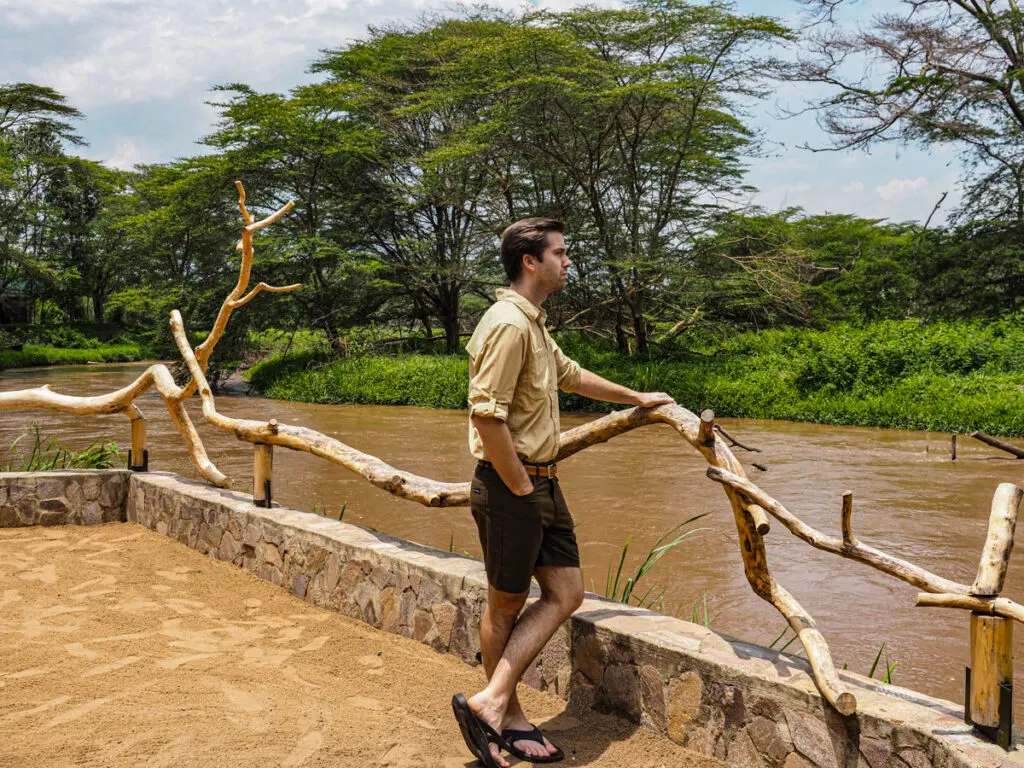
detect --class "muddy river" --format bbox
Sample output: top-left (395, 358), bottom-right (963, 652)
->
top-left (4, 363), bottom-right (1024, 711)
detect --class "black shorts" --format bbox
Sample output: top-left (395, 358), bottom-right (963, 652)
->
top-left (470, 463), bottom-right (581, 594)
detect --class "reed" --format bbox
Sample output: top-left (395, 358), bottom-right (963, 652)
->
top-left (603, 514), bottom-right (709, 609)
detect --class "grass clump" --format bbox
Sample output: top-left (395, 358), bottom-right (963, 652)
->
top-left (3, 424), bottom-right (123, 471)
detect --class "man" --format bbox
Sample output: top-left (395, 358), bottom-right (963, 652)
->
top-left (451, 218), bottom-right (675, 768)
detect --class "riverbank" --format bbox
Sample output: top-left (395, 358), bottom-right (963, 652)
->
top-left (247, 317), bottom-right (1024, 436)
top-left (0, 344), bottom-right (147, 371)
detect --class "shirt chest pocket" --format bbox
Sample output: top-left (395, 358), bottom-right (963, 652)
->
top-left (522, 340), bottom-right (555, 398)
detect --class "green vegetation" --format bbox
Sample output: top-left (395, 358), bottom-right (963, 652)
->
top-left (249, 351), bottom-right (469, 409)
top-left (866, 643), bottom-right (898, 685)
top-left (7, 2), bottom-right (1024, 438)
top-left (0, 343), bottom-right (145, 370)
top-left (2, 424), bottom-right (122, 471)
top-left (248, 317), bottom-right (1024, 436)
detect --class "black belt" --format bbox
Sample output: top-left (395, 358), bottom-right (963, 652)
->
top-left (478, 459), bottom-right (558, 478)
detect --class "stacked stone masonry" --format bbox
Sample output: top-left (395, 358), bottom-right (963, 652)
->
top-left (1, 469), bottom-right (1021, 767)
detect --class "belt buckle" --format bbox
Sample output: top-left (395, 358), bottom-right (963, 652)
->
top-left (543, 463), bottom-right (555, 478)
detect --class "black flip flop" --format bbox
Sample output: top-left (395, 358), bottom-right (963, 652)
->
top-left (451, 693), bottom-right (504, 768)
top-left (501, 725), bottom-right (565, 764)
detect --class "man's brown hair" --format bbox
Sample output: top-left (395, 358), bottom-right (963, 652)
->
top-left (499, 218), bottom-right (564, 282)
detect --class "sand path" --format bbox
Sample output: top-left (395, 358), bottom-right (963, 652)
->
top-left (0, 523), bottom-right (722, 767)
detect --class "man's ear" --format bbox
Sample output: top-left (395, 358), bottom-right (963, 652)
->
top-left (522, 254), bottom-right (537, 274)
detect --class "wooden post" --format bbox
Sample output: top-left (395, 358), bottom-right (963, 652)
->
top-left (698, 409), bottom-right (716, 447)
top-left (972, 483), bottom-right (1023, 596)
top-left (254, 443), bottom-right (273, 508)
top-left (969, 612), bottom-right (1012, 728)
top-left (128, 417), bottom-right (148, 471)
top-left (841, 491), bottom-right (855, 545)
top-left (952, 433), bottom-right (957, 461)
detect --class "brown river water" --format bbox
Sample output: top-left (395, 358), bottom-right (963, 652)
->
top-left (4, 362), bottom-right (1024, 711)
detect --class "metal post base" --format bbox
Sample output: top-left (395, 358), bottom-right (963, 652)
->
top-left (127, 449), bottom-right (148, 472)
top-left (965, 666), bottom-right (1014, 750)
top-left (254, 478), bottom-right (272, 508)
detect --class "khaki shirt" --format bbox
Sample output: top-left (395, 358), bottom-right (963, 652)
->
top-left (467, 288), bottom-right (583, 464)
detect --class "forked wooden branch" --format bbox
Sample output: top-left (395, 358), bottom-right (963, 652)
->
top-left (0, 182), bottom-right (299, 489)
top-left (167, 328), bottom-right (854, 712)
top-left (706, 466), bottom-right (972, 595)
top-left (707, 466), bottom-right (1024, 625)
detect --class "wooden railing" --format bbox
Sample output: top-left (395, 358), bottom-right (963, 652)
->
top-left (1, 183), bottom-right (1020, 743)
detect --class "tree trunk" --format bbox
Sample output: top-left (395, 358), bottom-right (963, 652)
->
top-left (631, 305), bottom-right (648, 355)
top-left (614, 306), bottom-right (628, 354)
top-left (323, 322), bottom-right (345, 357)
top-left (441, 313), bottom-right (460, 354)
top-left (92, 291), bottom-right (105, 323)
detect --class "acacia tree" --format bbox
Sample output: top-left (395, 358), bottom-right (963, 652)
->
top-left (313, 19), bottom-right (514, 353)
top-left (796, 0), bottom-right (1024, 222)
top-left (440, 1), bottom-right (791, 353)
top-left (0, 85), bottom-right (84, 320)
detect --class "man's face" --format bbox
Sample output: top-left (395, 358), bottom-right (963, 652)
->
top-left (534, 232), bottom-right (571, 293)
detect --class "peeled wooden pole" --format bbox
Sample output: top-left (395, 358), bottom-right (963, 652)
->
top-left (841, 491), bottom-right (856, 545)
top-left (698, 409), bottom-right (716, 446)
top-left (971, 483), bottom-right (1022, 596)
top-left (129, 415), bottom-right (147, 471)
top-left (969, 613), bottom-right (1013, 728)
top-left (915, 593), bottom-right (1024, 623)
top-left (253, 444), bottom-right (273, 508)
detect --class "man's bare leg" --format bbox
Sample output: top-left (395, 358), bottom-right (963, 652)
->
top-left (470, 566), bottom-right (584, 767)
top-left (476, 585), bottom-right (558, 761)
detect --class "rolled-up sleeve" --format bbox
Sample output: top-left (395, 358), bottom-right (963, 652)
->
top-left (552, 338), bottom-right (582, 393)
top-left (467, 322), bottom-right (526, 422)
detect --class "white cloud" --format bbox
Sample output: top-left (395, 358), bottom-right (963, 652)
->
top-left (6, 0), bottom-right (554, 110)
top-left (875, 176), bottom-right (929, 201)
top-left (102, 137), bottom-right (155, 170)
top-left (842, 181), bottom-right (864, 193)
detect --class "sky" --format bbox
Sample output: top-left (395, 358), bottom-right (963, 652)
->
top-left (0, 0), bottom-right (961, 224)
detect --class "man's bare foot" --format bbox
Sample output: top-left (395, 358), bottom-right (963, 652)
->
top-left (468, 691), bottom-right (510, 768)
top-left (501, 712), bottom-right (558, 759)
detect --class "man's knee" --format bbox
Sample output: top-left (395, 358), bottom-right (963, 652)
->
top-left (539, 571), bottom-right (583, 616)
top-left (486, 587), bottom-right (528, 624)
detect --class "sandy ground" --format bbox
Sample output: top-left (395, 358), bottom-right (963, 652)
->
top-left (0, 523), bottom-right (724, 768)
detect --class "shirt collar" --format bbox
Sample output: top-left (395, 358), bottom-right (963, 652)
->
top-left (496, 287), bottom-right (546, 325)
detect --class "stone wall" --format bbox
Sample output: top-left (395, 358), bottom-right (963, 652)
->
top-left (0, 470), bottom-right (128, 527)
top-left (1, 469), bottom-right (1019, 768)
